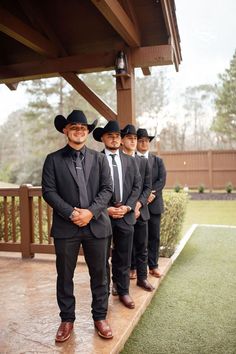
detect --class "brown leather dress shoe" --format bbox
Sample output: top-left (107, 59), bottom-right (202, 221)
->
top-left (55, 322), bottom-right (74, 342)
top-left (130, 270), bottom-right (137, 279)
top-left (137, 279), bottom-right (155, 292)
top-left (94, 320), bottom-right (113, 339)
top-left (112, 283), bottom-right (118, 296)
top-left (119, 294), bottom-right (135, 309)
top-left (149, 268), bottom-right (162, 278)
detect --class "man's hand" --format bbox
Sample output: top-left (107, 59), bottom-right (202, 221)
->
top-left (108, 205), bottom-right (130, 219)
top-left (147, 190), bottom-right (156, 204)
top-left (135, 201), bottom-right (142, 219)
top-left (71, 208), bottom-right (93, 227)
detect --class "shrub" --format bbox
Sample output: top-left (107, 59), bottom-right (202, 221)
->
top-left (198, 184), bottom-right (205, 193)
top-left (160, 191), bottom-right (189, 257)
top-left (173, 183), bottom-right (182, 193)
top-left (225, 182), bottom-right (233, 194)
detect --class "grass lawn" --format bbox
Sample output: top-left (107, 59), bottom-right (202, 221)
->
top-left (121, 200), bottom-right (236, 354)
top-left (181, 200), bottom-right (236, 235)
top-left (122, 225), bottom-right (236, 354)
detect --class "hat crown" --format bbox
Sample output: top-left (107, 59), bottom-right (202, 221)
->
top-left (137, 128), bottom-right (155, 141)
top-left (67, 110), bottom-right (88, 125)
top-left (121, 124), bottom-right (137, 137)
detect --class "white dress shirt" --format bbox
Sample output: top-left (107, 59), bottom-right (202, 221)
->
top-left (105, 148), bottom-right (123, 201)
top-left (137, 150), bottom-right (149, 159)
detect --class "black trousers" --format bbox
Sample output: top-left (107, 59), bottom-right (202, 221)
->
top-left (108, 218), bottom-right (134, 296)
top-left (148, 213), bottom-right (161, 270)
top-left (130, 219), bottom-right (148, 280)
top-left (54, 233), bottom-right (108, 322)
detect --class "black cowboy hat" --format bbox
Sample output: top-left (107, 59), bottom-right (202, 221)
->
top-left (54, 110), bottom-right (97, 134)
top-left (120, 124), bottom-right (137, 138)
top-left (93, 121), bottom-right (121, 142)
top-left (137, 128), bottom-right (155, 142)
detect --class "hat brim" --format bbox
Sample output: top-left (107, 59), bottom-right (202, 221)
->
top-left (92, 127), bottom-right (104, 142)
top-left (137, 135), bottom-right (155, 142)
top-left (54, 115), bottom-right (97, 134)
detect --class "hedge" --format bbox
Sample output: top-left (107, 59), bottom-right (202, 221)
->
top-left (160, 191), bottom-right (189, 257)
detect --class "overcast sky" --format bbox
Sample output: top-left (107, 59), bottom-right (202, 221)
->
top-left (0, 0), bottom-right (236, 125)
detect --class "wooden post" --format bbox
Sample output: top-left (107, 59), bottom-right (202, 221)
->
top-left (208, 150), bottom-right (213, 192)
top-left (19, 184), bottom-right (34, 258)
top-left (116, 51), bottom-right (136, 127)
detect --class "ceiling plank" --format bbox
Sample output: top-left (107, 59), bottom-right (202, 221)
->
top-left (91, 0), bottom-right (140, 47)
top-left (0, 6), bottom-right (58, 58)
top-left (0, 45), bottom-right (174, 83)
top-left (61, 72), bottom-right (117, 121)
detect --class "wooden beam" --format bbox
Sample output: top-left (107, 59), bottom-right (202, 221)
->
top-left (141, 67), bottom-right (151, 76)
top-left (131, 45), bottom-right (174, 67)
top-left (0, 6), bottom-right (58, 58)
top-left (61, 72), bottom-right (117, 121)
top-left (6, 82), bottom-right (19, 90)
top-left (91, 0), bottom-right (140, 47)
top-left (160, 0), bottom-right (181, 70)
top-left (0, 45), bottom-right (174, 84)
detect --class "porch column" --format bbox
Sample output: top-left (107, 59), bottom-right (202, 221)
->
top-left (116, 65), bottom-right (136, 127)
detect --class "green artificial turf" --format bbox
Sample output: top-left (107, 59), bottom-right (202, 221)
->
top-left (181, 200), bottom-right (236, 235)
top-left (122, 226), bottom-right (236, 354)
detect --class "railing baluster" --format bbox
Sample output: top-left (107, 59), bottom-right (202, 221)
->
top-left (11, 196), bottom-right (16, 242)
top-left (4, 196), bottom-right (8, 242)
top-left (38, 196), bottom-right (43, 244)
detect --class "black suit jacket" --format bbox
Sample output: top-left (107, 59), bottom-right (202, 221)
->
top-left (148, 153), bottom-right (166, 215)
top-left (104, 150), bottom-right (141, 225)
top-left (134, 155), bottom-right (151, 221)
top-left (42, 145), bottom-right (113, 239)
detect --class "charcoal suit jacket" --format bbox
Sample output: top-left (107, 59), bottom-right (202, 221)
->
top-left (42, 145), bottom-right (113, 239)
top-left (134, 154), bottom-right (151, 221)
top-left (147, 153), bottom-right (167, 215)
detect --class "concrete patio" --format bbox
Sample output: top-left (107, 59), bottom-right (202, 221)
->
top-left (0, 253), bottom-right (172, 354)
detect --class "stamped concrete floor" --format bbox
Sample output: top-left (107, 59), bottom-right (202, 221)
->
top-left (0, 253), bottom-right (171, 354)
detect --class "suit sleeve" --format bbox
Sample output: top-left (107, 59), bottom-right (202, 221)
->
top-left (152, 157), bottom-right (166, 193)
top-left (138, 159), bottom-right (152, 206)
top-left (125, 159), bottom-right (142, 209)
top-left (42, 154), bottom-right (74, 219)
top-left (88, 154), bottom-right (113, 219)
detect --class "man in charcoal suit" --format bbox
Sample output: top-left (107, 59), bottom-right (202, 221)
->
top-left (42, 110), bottom-right (113, 342)
top-left (121, 124), bottom-right (154, 292)
top-left (137, 128), bottom-right (167, 278)
top-left (93, 121), bottom-right (141, 309)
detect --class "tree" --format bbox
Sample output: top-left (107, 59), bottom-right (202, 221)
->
top-left (211, 49), bottom-right (236, 148)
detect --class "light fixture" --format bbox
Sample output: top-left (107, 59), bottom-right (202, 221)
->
top-left (115, 51), bottom-right (128, 75)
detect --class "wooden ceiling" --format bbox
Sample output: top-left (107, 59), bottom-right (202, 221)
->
top-left (0, 0), bottom-right (181, 84)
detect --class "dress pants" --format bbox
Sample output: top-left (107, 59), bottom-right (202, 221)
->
top-left (148, 213), bottom-right (161, 270)
top-left (109, 218), bottom-right (134, 296)
top-left (130, 218), bottom-right (148, 280)
top-left (54, 232), bottom-right (108, 322)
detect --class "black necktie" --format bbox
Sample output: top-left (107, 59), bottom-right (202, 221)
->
top-left (110, 154), bottom-right (121, 204)
top-left (74, 151), bottom-right (89, 208)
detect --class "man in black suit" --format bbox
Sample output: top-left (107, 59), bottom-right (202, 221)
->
top-left (121, 125), bottom-right (154, 292)
top-left (42, 110), bottom-right (113, 342)
top-left (137, 128), bottom-right (166, 278)
top-left (93, 121), bottom-right (141, 309)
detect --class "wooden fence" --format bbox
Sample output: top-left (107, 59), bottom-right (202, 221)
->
top-left (159, 150), bottom-right (236, 190)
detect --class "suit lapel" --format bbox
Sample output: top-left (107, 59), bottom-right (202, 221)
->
top-left (120, 150), bottom-right (127, 186)
top-left (63, 149), bottom-right (80, 187)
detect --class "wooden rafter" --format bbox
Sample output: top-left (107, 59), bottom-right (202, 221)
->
top-left (0, 45), bottom-right (174, 84)
top-left (91, 0), bottom-right (141, 47)
top-left (0, 6), bottom-right (58, 58)
top-left (61, 72), bottom-right (117, 121)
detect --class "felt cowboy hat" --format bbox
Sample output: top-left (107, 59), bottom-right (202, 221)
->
top-left (120, 124), bottom-right (137, 138)
top-left (54, 110), bottom-right (97, 133)
top-left (93, 120), bottom-right (121, 142)
top-left (137, 128), bottom-right (155, 142)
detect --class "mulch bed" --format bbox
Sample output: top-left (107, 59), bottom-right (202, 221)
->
top-left (189, 192), bottom-right (236, 200)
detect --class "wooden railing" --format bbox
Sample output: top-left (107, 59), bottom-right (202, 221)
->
top-left (0, 184), bottom-right (54, 258)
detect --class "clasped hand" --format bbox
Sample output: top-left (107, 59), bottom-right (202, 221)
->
top-left (108, 205), bottom-right (129, 219)
top-left (71, 208), bottom-right (93, 227)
